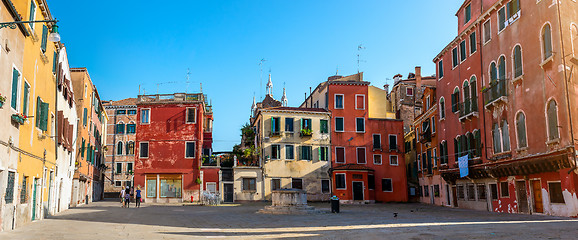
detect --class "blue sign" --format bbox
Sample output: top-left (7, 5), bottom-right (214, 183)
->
top-left (459, 155), bottom-right (469, 177)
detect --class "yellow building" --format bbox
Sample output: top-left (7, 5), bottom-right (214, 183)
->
top-left (13, 0), bottom-right (60, 227)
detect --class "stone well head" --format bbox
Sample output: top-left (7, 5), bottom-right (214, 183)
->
top-left (271, 189), bottom-right (308, 207)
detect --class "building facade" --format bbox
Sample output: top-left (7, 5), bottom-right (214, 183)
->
top-left (134, 93), bottom-right (213, 203)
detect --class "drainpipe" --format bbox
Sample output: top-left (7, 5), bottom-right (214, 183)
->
top-left (555, 0), bottom-right (577, 170)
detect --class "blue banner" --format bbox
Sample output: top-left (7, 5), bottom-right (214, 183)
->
top-left (459, 155), bottom-right (469, 177)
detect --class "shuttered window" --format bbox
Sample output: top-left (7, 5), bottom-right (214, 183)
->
top-left (516, 112), bottom-right (528, 148)
top-left (547, 100), bottom-right (559, 140)
top-left (320, 119), bottom-right (328, 133)
top-left (460, 40), bottom-right (467, 62)
top-left (11, 68), bottom-right (20, 110)
top-left (542, 24), bottom-right (553, 60)
top-left (41, 25), bottom-right (48, 53)
top-left (83, 108), bottom-right (88, 126)
top-left (23, 82), bottom-right (30, 115)
top-left (336, 147), bottom-right (345, 163)
top-left (335, 117), bottom-right (344, 132)
top-left (319, 146), bottom-right (328, 161)
top-left (356, 148), bottom-right (366, 164)
top-left (513, 45), bottom-right (523, 78)
top-left (498, 57), bottom-right (506, 80)
top-left (493, 123), bottom-right (502, 153)
top-left (470, 32), bottom-right (476, 54)
top-left (452, 47), bottom-right (459, 67)
top-left (5, 172), bottom-right (15, 204)
top-left (490, 62), bottom-right (498, 82)
top-left (285, 118), bottom-right (294, 132)
top-left (498, 7), bottom-right (506, 31)
top-left (36, 97), bottom-right (49, 131)
top-left (438, 60), bottom-right (444, 79)
top-left (502, 121), bottom-right (511, 151)
top-left (28, 0), bottom-right (35, 29)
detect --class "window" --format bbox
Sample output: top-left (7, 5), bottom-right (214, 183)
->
top-left (271, 179), bottom-right (281, 191)
top-left (126, 141), bottom-right (135, 155)
top-left (116, 122), bottom-right (125, 134)
top-left (451, 88), bottom-right (460, 112)
top-left (285, 118), bottom-right (294, 132)
top-left (5, 172), bottom-right (15, 204)
top-left (457, 185), bottom-right (465, 199)
top-left (502, 120), bottom-right (511, 151)
top-left (146, 179), bottom-right (156, 198)
top-left (141, 109), bottom-right (150, 124)
top-left (547, 100), bottom-right (559, 140)
top-left (483, 20), bottom-right (491, 43)
top-left (128, 109), bottom-right (137, 115)
top-left (83, 108), bottom-right (88, 126)
top-left (373, 154), bottom-right (382, 165)
top-left (356, 148), bottom-right (366, 164)
top-left (516, 112), bottom-right (528, 148)
top-left (542, 24), bottom-right (553, 60)
top-left (406, 87), bottom-right (413, 96)
top-left (242, 178), bottom-right (256, 191)
top-left (335, 94), bottom-right (344, 109)
top-left (319, 146), bottom-right (329, 161)
top-left (28, 0), bottom-right (36, 30)
top-left (271, 145), bottom-right (280, 160)
top-left (434, 185), bottom-right (440, 197)
top-left (440, 97), bottom-right (446, 119)
top-left (548, 182), bottom-right (565, 203)
top-left (498, 56), bottom-right (506, 80)
top-left (185, 142), bottom-right (195, 158)
top-left (423, 185), bottom-right (430, 197)
top-left (389, 135), bottom-right (398, 150)
top-left (490, 183), bottom-right (499, 200)
top-left (22, 82), bottom-right (30, 115)
top-left (186, 108), bottom-right (196, 124)
top-left (335, 117), bottom-right (344, 132)
top-left (115, 181), bottom-right (122, 187)
top-left (117, 142), bottom-right (123, 155)
top-left (467, 184), bottom-right (475, 201)
top-left (464, 4), bottom-right (471, 24)
top-left (390, 155), bottom-right (399, 166)
top-left (126, 162), bottom-right (133, 173)
top-left (10, 68), bottom-right (20, 110)
top-left (373, 134), bottom-right (381, 149)
top-left (126, 123), bottom-right (136, 134)
top-left (500, 182), bottom-right (509, 197)
top-left (291, 178), bottom-right (303, 189)
top-left (160, 178), bottom-right (181, 198)
top-left (382, 179), bottom-right (393, 192)
top-left (139, 142), bottom-right (149, 158)
top-left (20, 177), bottom-right (28, 204)
top-left (498, 7), bottom-right (507, 32)
top-left (425, 96), bottom-right (431, 110)
top-left (460, 40), bottom-right (467, 62)
top-left (438, 60), bottom-right (444, 79)
top-left (116, 110), bottom-right (126, 115)
top-left (301, 118), bottom-right (312, 131)
top-left (507, 0), bottom-right (520, 19)
top-left (477, 184), bottom-right (487, 201)
top-left (452, 47), bottom-right (459, 67)
top-left (513, 45), bottom-right (523, 78)
top-left (431, 116), bottom-right (436, 133)
top-left (285, 145), bottom-right (294, 160)
top-left (336, 147), bottom-right (345, 163)
top-left (300, 146), bottom-right (312, 160)
top-left (355, 94), bottom-right (365, 109)
top-left (35, 97), bottom-right (49, 131)
top-left (335, 174), bottom-right (346, 189)
top-left (322, 179), bottom-right (330, 193)
top-left (493, 123), bottom-right (502, 153)
top-left (320, 119), bottom-right (328, 134)
top-left (41, 25), bottom-right (48, 53)
top-left (271, 117), bottom-right (280, 135)
top-left (470, 32), bottom-right (477, 54)
top-left (490, 62), bottom-right (498, 82)
top-left (368, 175), bottom-right (375, 190)
top-left (356, 118), bottom-right (365, 132)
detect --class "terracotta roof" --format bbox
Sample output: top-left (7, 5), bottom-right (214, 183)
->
top-left (331, 164), bottom-right (374, 171)
top-left (264, 107), bottom-right (329, 113)
top-left (104, 98), bottom-right (137, 106)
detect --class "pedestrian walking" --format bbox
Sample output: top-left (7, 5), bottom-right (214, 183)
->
top-left (124, 186), bottom-right (131, 208)
top-left (120, 187), bottom-right (126, 208)
top-left (135, 186), bottom-right (142, 208)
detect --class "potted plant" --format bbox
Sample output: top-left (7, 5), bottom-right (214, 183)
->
top-left (0, 93), bottom-right (6, 108)
top-left (11, 113), bottom-right (27, 124)
top-left (195, 177), bottom-right (202, 184)
top-left (300, 128), bottom-right (313, 137)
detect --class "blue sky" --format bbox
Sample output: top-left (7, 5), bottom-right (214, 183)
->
top-left (49, 0), bottom-right (462, 151)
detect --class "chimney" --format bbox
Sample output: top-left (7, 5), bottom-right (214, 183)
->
top-left (384, 84), bottom-right (389, 93)
top-left (415, 66), bottom-right (422, 91)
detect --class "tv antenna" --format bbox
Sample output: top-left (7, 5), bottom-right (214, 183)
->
top-left (357, 44), bottom-right (366, 73)
top-left (185, 68), bottom-right (191, 93)
top-left (156, 81), bottom-right (179, 94)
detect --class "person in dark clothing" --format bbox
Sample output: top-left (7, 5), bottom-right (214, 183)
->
top-left (124, 186), bottom-right (131, 208)
top-left (135, 186), bottom-right (142, 208)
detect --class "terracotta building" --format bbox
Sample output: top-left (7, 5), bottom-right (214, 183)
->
top-left (301, 73), bottom-right (407, 203)
top-left (134, 93), bottom-right (214, 203)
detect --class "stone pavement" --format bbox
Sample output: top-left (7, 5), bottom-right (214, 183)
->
top-left (2, 200), bottom-right (578, 239)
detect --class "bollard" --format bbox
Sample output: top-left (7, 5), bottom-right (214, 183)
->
top-left (191, 195), bottom-right (194, 202)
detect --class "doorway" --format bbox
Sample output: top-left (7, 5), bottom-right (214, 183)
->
top-left (515, 180), bottom-right (529, 213)
top-left (531, 180), bottom-right (544, 213)
top-left (223, 183), bottom-right (233, 203)
top-left (452, 186), bottom-right (458, 207)
top-left (32, 178), bottom-right (38, 220)
top-left (352, 181), bottom-right (364, 201)
top-left (430, 186), bottom-right (435, 204)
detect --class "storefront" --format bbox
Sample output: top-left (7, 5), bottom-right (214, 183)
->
top-left (144, 174), bottom-right (183, 202)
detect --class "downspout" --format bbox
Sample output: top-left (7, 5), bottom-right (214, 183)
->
top-left (555, 1), bottom-right (577, 169)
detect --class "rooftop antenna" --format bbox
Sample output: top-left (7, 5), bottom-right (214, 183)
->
top-left (336, 66), bottom-right (339, 76)
top-left (357, 44), bottom-right (366, 73)
top-left (156, 81), bottom-right (178, 94)
top-left (185, 68), bottom-right (191, 93)
top-left (200, 83), bottom-right (203, 93)
top-left (259, 58), bottom-right (267, 100)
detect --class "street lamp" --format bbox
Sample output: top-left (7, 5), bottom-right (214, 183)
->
top-left (0, 19), bottom-right (60, 42)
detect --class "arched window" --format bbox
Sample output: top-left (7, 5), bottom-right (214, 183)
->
top-left (490, 62), bottom-right (498, 82)
top-left (463, 81), bottom-right (470, 112)
top-left (466, 132), bottom-right (474, 156)
top-left (498, 56), bottom-right (506, 80)
top-left (547, 100), bottom-right (559, 140)
top-left (116, 122), bottom-right (125, 134)
top-left (452, 88), bottom-right (460, 112)
top-left (117, 141), bottom-right (123, 155)
top-left (513, 45), bottom-right (523, 78)
top-left (126, 141), bottom-right (135, 155)
top-left (493, 123), bottom-right (502, 153)
top-left (127, 122), bottom-right (136, 134)
top-left (454, 138), bottom-right (459, 159)
top-left (439, 97), bottom-right (446, 119)
top-left (572, 24), bottom-right (578, 57)
top-left (502, 120), bottom-right (511, 152)
top-left (516, 112), bottom-right (528, 148)
top-left (470, 76), bottom-right (478, 111)
top-left (542, 24), bottom-right (553, 60)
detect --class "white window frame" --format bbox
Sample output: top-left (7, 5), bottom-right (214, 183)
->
top-left (140, 108), bottom-right (151, 125)
top-left (426, 96), bottom-right (431, 110)
top-left (406, 87), bottom-right (414, 96)
top-left (382, 178), bottom-right (393, 192)
top-left (431, 116), bottom-right (436, 133)
top-left (498, 6), bottom-right (507, 34)
top-left (438, 60), bottom-right (444, 80)
top-left (139, 141), bottom-right (149, 159)
top-left (356, 147), bottom-right (366, 164)
top-left (271, 144), bottom-right (281, 160)
top-left (355, 94), bottom-right (365, 110)
top-left (432, 147), bottom-right (437, 167)
top-left (28, 0), bottom-right (36, 31)
top-left (186, 107), bottom-right (197, 124)
top-left (116, 162), bottom-right (123, 174)
top-left (334, 94), bottom-right (344, 109)
top-left (10, 66), bottom-right (22, 112)
top-left (373, 154), bottom-right (382, 165)
top-left (335, 147), bottom-right (346, 163)
top-left (372, 134), bottom-right (381, 150)
top-left (439, 97), bottom-right (446, 120)
top-left (205, 182), bottom-right (217, 193)
top-left (452, 47), bottom-right (459, 69)
top-left (389, 155), bottom-right (399, 166)
top-left (335, 117), bottom-right (344, 132)
top-left (185, 141), bottom-right (196, 159)
top-left (388, 134), bottom-right (398, 150)
top-left (469, 32), bottom-right (477, 56)
top-left (335, 173), bottom-right (346, 190)
top-left (355, 117), bottom-right (365, 133)
top-left (459, 40), bottom-right (467, 63)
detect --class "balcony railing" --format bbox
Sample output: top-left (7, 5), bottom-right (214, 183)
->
top-left (483, 79), bottom-right (508, 109)
top-left (458, 96), bottom-right (478, 120)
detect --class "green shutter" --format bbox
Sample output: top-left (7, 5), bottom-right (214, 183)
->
top-left (81, 139), bottom-right (85, 158)
top-left (271, 118), bottom-right (275, 133)
top-left (41, 25), bottom-right (48, 53)
top-left (22, 83), bottom-right (29, 115)
top-left (11, 68), bottom-right (19, 109)
top-left (28, 1), bottom-right (35, 27)
top-left (83, 108), bottom-right (87, 126)
top-left (52, 51), bottom-right (58, 73)
top-left (36, 97), bottom-right (42, 127)
top-left (318, 147), bottom-right (321, 161)
top-left (40, 101), bottom-right (49, 131)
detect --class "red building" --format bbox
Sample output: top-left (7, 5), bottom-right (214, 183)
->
top-left (134, 93), bottom-right (214, 203)
top-left (301, 73), bottom-right (408, 203)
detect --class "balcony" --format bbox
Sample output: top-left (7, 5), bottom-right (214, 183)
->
top-left (458, 97), bottom-right (479, 121)
top-left (419, 130), bottom-right (432, 144)
top-left (483, 80), bottom-right (508, 109)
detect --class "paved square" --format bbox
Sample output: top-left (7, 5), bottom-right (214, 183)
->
top-left (2, 200), bottom-right (578, 239)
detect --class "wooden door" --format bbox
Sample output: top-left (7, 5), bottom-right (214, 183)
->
top-left (223, 184), bottom-right (233, 203)
top-left (452, 186), bottom-right (458, 207)
top-left (353, 182), bottom-right (364, 201)
top-left (532, 181), bottom-right (544, 213)
top-left (515, 181), bottom-right (529, 213)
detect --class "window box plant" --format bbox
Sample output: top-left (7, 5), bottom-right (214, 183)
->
top-left (300, 128), bottom-right (313, 137)
top-left (0, 93), bottom-right (6, 108)
top-left (11, 113), bottom-right (27, 125)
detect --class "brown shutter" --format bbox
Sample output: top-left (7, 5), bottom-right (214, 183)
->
top-left (68, 124), bottom-right (74, 151)
top-left (63, 118), bottom-right (69, 148)
top-left (58, 111), bottom-right (64, 145)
